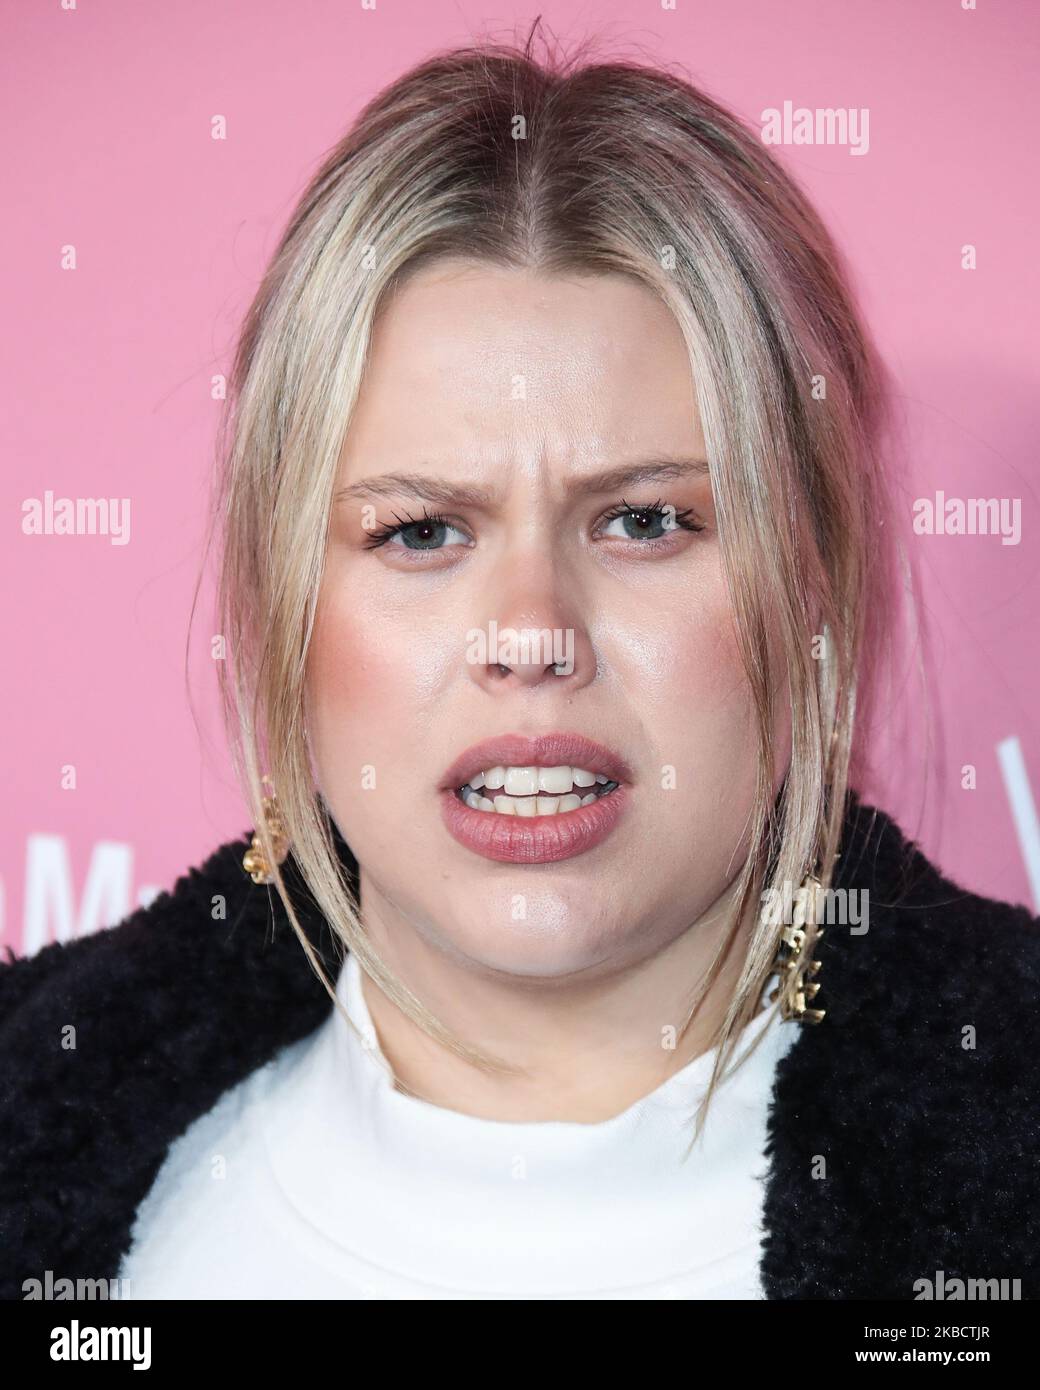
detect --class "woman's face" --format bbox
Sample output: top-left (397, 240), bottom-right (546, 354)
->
top-left (306, 259), bottom-right (790, 979)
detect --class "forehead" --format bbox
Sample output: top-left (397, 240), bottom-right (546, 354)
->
top-left (341, 260), bottom-right (703, 468)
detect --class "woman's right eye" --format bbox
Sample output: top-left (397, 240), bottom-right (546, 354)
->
top-left (363, 512), bottom-right (471, 552)
top-left (395, 520), bottom-right (457, 550)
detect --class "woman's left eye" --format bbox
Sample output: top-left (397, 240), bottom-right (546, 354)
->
top-left (596, 501), bottom-right (705, 542)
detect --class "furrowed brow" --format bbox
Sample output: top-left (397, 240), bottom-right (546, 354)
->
top-left (334, 458), bottom-right (709, 507)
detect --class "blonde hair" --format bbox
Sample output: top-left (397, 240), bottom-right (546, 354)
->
top-left (204, 23), bottom-right (910, 1145)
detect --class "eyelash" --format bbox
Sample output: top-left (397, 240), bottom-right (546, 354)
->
top-left (362, 506), bottom-right (445, 550)
top-left (361, 499), bottom-right (705, 550)
top-left (599, 498), bottom-right (705, 536)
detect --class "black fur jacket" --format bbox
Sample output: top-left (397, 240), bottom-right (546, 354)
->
top-left (1, 790), bottom-right (1038, 1301)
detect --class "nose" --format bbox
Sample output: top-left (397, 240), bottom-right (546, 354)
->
top-left (466, 558), bottom-right (597, 696)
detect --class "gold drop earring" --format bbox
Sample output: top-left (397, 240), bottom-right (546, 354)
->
top-left (242, 776), bottom-right (291, 884)
top-left (769, 864), bottom-right (830, 1024)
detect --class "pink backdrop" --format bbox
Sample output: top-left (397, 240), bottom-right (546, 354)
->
top-left (2, 0), bottom-right (1038, 956)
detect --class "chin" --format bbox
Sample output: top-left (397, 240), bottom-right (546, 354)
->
top-left (435, 889), bottom-right (635, 980)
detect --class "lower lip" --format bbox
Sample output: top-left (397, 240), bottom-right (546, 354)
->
top-left (439, 785), bottom-right (629, 864)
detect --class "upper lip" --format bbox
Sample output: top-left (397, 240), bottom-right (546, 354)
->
top-left (440, 732), bottom-right (633, 792)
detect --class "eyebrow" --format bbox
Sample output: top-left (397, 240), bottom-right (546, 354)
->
top-left (334, 458), bottom-right (710, 507)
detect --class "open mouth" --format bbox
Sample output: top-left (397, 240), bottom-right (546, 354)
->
top-left (439, 733), bottom-right (632, 863)
top-left (455, 765), bottom-right (621, 817)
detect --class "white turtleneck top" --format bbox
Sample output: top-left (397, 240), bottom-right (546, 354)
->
top-left (118, 951), bottom-right (797, 1299)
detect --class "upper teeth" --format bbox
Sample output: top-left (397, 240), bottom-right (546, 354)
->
top-left (471, 765), bottom-right (607, 794)
top-left (459, 765), bottom-right (615, 817)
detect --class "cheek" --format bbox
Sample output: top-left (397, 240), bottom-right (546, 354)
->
top-left (616, 567), bottom-right (761, 811)
top-left (305, 581), bottom-right (435, 786)
top-left (308, 563), bottom-right (455, 709)
top-left (673, 612), bottom-right (757, 786)
top-left (663, 581), bottom-right (793, 813)
top-left (616, 560), bottom-right (750, 722)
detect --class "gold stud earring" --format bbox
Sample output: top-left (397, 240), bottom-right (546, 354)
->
top-left (769, 866), bottom-right (829, 1024)
top-left (242, 777), bottom-right (291, 884)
